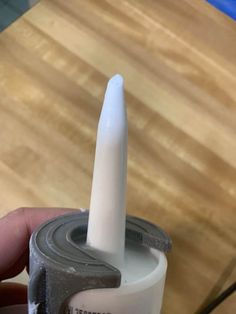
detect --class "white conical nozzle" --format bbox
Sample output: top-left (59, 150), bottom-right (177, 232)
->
top-left (86, 74), bottom-right (127, 269)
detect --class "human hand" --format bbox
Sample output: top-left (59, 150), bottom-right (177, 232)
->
top-left (0, 207), bottom-right (78, 312)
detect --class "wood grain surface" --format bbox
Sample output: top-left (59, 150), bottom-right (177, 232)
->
top-left (0, 0), bottom-right (236, 313)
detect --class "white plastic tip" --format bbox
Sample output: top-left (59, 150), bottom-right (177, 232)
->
top-left (108, 74), bottom-right (124, 86)
top-left (86, 74), bottom-right (127, 269)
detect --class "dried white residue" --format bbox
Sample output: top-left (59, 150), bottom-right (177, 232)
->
top-left (28, 302), bottom-right (40, 314)
top-left (67, 266), bottom-right (76, 273)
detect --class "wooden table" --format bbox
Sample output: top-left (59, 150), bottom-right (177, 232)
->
top-left (0, 1), bottom-right (235, 313)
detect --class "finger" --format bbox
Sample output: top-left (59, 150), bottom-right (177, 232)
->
top-left (0, 249), bottom-right (28, 281)
top-left (0, 282), bottom-right (27, 306)
top-left (0, 207), bottom-right (78, 280)
top-left (0, 304), bottom-right (27, 313)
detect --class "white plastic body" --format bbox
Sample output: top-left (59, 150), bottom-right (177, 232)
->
top-left (66, 247), bottom-right (167, 314)
top-left (69, 74), bottom-right (168, 314)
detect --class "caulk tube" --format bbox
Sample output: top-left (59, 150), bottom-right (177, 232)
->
top-left (65, 75), bottom-right (168, 314)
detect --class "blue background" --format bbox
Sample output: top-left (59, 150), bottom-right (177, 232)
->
top-left (207, 0), bottom-right (236, 20)
top-left (0, 0), bottom-right (33, 32)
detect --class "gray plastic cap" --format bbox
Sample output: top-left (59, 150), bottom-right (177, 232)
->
top-left (29, 212), bottom-right (171, 313)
